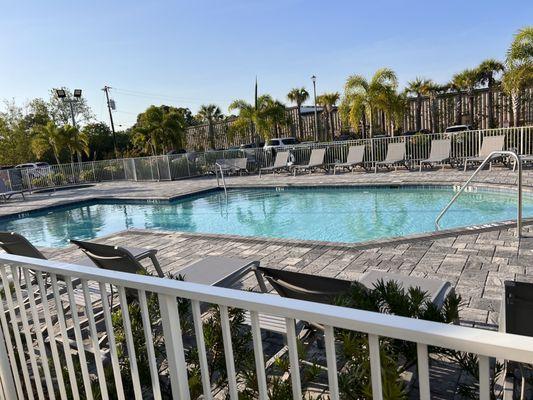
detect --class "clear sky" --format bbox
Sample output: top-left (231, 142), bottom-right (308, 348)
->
top-left (1, 0), bottom-right (531, 128)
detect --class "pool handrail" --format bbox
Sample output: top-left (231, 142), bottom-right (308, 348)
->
top-left (435, 150), bottom-right (523, 237)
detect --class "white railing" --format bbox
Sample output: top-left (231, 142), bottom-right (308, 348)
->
top-left (0, 254), bottom-right (533, 399)
top-left (1, 126), bottom-right (532, 192)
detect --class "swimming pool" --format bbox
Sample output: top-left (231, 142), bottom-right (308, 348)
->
top-left (1, 186), bottom-right (530, 248)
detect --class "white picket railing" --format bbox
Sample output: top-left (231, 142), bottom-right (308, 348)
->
top-left (0, 253), bottom-right (533, 399)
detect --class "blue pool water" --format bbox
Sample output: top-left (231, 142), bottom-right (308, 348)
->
top-left (1, 186), bottom-right (531, 248)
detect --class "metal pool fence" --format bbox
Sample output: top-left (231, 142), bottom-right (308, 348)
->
top-left (1, 126), bottom-right (532, 192)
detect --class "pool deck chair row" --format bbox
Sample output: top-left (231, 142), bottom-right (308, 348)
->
top-left (0, 180), bottom-right (25, 202)
top-left (374, 142), bottom-right (407, 173)
top-left (463, 135), bottom-right (505, 171)
top-left (333, 145), bottom-right (367, 174)
top-left (293, 148), bottom-right (326, 176)
top-left (259, 151), bottom-right (290, 177)
top-left (419, 139), bottom-right (452, 171)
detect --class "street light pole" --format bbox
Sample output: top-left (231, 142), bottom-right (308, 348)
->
top-left (311, 75), bottom-right (319, 142)
top-left (56, 88), bottom-right (83, 163)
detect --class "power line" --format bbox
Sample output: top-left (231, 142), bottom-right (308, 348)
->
top-left (111, 87), bottom-right (232, 105)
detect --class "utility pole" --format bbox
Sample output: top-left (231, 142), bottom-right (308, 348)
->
top-left (102, 85), bottom-right (118, 158)
top-left (311, 75), bottom-right (319, 142)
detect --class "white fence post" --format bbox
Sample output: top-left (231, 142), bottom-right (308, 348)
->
top-left (0, 327), bottom-right (17, 400)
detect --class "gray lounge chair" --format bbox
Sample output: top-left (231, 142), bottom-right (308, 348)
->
top-left (374, 142), bottom-right (407, 173)
top-left (419, 139), bottom-right (452, 172)
top-left (0, 180), bottom-right (25, 202)
top-left (463, 135), bottom-right (505, 171)
top-left (292, 148), bottom-right (327, 176)
top-left (70, 239), bottom-right (164, 278)
top-left (500, 281), bottom-right (533, 397)
top-left (259, 151), bottom-right (290, 177)
top-left (333, 145), bottom-right (367, 174)
top-left (258, 266), bottom-right (453, 310)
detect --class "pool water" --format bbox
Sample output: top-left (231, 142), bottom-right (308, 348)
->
top-left (1, 186), bottom-right (531, 248)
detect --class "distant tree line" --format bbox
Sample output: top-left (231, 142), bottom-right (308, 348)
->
top-left (0, 27), bottom-right (531, 164)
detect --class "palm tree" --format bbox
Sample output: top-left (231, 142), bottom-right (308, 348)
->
top-left (381, 90), bottom-right (407, 136)
top-left (476, 59), bottom-right (505, 128)
top-left (31, 121), bottom-right (64, 165)
top-left (425, 82), bottom-right (448, 132)
top-left (405, 77), bottom-right (431, 132)
top-left (287, 88), bottom-right (309, 139)
top-left (341, 68), bottom-right (398, 137)
top-left (62, 125), bottom-right (89, 164)
top-left (316, 92), bottom-right (340, 140)
top-left (503, 27), bottom-right (533, 127)
top-left (229, 95), bottom-right (289, 141)
top-left (197, 104), bottom-right (223, 149)
top-left (450, 69), bottom-right (479, 126)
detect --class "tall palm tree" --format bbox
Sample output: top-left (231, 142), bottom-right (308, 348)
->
top-left (381, 90), bottom-right (407, 136)
top-left (503, 27), bottom-right (533, 127)
top-left (31, 121), bottom-right (64, 165)
top-left (405, 77), bottom-right (431, 132)
top-left (450, 69), bottom-right (479, 126)
top-left (287, 88), bottom-right (309, 139)
top-left (62, 125), bottom-right (89, 164)
top-left (476, 59), bottom-right (505, 128)
top-left (316, 92), bottom-right (340, 140)
top-left (197, 104), bottom-right (223, 149)
top-left (423, 82), bottom-right (449, 132)
top-left (341, 68), bottom-right (398, 137)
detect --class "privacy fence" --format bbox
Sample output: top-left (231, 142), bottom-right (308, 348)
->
top-left (185, 87), bottom-right (533, 150)
top-left (1, 126), bottom-right (532, 192)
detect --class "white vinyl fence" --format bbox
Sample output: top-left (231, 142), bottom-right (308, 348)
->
top-left (0, 254), bottom-right (533, 399)
top-left (2, 126), bottom-right (532, 192)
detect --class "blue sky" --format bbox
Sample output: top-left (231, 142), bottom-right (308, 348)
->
top-left (1, 0), bottom-right (531, 128)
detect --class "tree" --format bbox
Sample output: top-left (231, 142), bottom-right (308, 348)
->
top-left (405, 77), bottom-right (431, 132)
top-left (287, 88), bottom-right (309, 139)
top-left (132, 105), bottom-right (187, 155)
top-left (503, 27), bottom-right (533, 127)
top-left (381, 90), bottom-right (407, 135)
top-left (341, 68), bottom-right (398, 137)
top-left (197, 104), bottom-right (223, 149)
top-left (316, 92), bottom-right (340, 140)
top-left (83, 122), bottom-right (115, 160)
top-left (450, 69), bottom-right (479, 126)
top-left (62, 125), bottom-right (89, 164)
top-left (31, 121), bottom-right (65, 165)
top-left (476, 59), bottom-right (505, 128)
top-left (228, 95), bottom-right (289, 142)
top-left (425, 82), bottom-right (448, 132)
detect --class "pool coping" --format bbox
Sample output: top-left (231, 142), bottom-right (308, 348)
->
top-left (4, 181), bottom-right (532, 251)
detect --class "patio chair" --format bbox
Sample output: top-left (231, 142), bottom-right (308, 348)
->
top-left (419, 139), bottom-right (452, 172)
top-left (292, 148), bottom-right (327, 176)
top-left (463, 135), bottom-right (505, 171)
top-left (259, 151), bottom-right (290, 177)
top-left (333, 145), bottom-right (367, 174)
top-left (214, 159), bottom-right (233, 174)
top-left (0, 179), bottom-right (25, 202)
top-left (231, 157), bottom-right (249, 175)
top-left (500, 281), bottom-right (533, 397)
top-left (374, 142), bottom-right (408, 173)
top-left (70, 239), bottom-right (164, 278)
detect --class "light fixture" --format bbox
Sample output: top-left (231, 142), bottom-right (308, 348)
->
top-left (55, 89), bottom-right (66, 98)
top-left (311, 75), bottom-right (316, 83)
top-left (73, 89), bottom-right (82, 98)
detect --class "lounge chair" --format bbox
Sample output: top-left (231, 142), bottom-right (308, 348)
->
top-left (214, 159), bottom-right (233, 174)
top-left (463, 135), bottom-right (505, 171)
top-left (231, 157), bottom-right (249, 175)
top-left (259, 151), bottom-right (290, 177)
top-left (0, 179), bottom-right (25, 202)
top-left (419, 139), bottom-right (452, 172)
top-left (374, 142), bottom-right (407, 173)
top-left (292, 148), bottom-right (327, 176)
top-left (333, 145), bottom-right (366, 174)
top-left (500, 281), bottom-right (533, 396)
top-left (258, 267), bottom-right (453, 310)
top-left (70, 239), bottom-right (164, 278)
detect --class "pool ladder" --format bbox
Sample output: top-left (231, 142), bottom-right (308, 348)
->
top-left (435, 151), bottom-right (526, 238)
top-left (215, 163), bottom-right (227, 196)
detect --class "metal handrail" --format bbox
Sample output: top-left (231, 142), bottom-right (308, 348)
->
top-left (215, 162), bottom-right (227, 195)
top-left (435, 150), bottom-right (523, 237)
